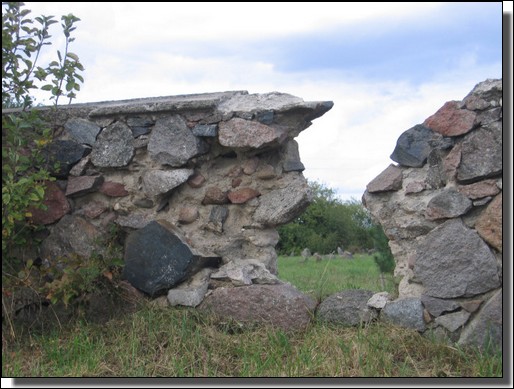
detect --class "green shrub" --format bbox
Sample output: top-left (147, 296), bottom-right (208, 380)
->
top-left (2, 2), bottom-right (84, 255)
top-left (2, 2), bottom-right (87, 313)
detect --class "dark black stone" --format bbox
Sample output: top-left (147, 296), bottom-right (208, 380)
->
top-left (390, 125), bottom-right (432, 167)
top-left (43, 140), bottom-right (89, 178)
top-left (283, 160), bottom-right (305, 172)
top-left (64, 118), bottom-right (101, 145)
top-left (255, 110), bottom-right (274, 125)
top-left (123, 221), bottom-right (196, 296)
top-left (127, 117), bottom-right (154, 137)
top-left (192, 124), bottom-right (218, 137)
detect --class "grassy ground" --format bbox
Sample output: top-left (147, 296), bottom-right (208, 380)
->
top-left (277, 254), bottom-right (398, 302)
top-left (2, 255), bottom-right (503, 378)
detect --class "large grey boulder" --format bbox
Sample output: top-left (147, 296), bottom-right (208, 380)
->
top-left (317, 289), bottom-right (377, 327)
top-left (414, 219), bottom-right (500, 298)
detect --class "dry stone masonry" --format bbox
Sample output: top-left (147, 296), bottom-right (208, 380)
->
top-left (363, 79), bottom-right (503, 351)
top-left (10, 91), bottom-right (332, 326)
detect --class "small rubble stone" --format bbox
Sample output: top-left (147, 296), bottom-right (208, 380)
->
top-left (227, 188), bottom-right (261, 204)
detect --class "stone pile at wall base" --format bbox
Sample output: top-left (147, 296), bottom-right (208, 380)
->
top-left (363, 79), bottom-right (503, 352)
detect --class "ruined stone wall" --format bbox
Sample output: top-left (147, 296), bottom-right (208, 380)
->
top-left (363, 79), bottom-right (502, 350)
top-left (7, 91), bottom-right (332, 299)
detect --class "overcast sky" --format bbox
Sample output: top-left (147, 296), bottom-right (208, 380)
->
top-left (24, 2), bottom-right (504, 201)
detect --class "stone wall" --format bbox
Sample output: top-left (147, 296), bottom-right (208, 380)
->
top-left (7, 91), bottom-right (332, 300)
top-left (363, 79), bottom-right (502, 351)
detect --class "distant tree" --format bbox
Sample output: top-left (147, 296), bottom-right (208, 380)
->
top-left (277, 181), bottom-right (375, 255)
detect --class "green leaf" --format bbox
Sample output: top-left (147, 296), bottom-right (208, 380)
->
top-left (41, 84), bottom-right (53, 91)
top-left (29, 193), bottom-right (40, 202)
top-left (36, 186), bottom-right (45, 198)
top-left (2, 193), bottom-right (11, 205)
top-left (66, 52), bottom-right (79, 61)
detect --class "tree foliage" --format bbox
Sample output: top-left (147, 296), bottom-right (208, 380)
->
top-left (2, 2), bottom-right (85, 255)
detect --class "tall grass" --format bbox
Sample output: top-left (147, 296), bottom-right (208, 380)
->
top-left (2, 255), bottom-right (503, 378)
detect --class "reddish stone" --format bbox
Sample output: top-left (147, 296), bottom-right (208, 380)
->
top-left (187, 173), bottom-right (206, 188)
top-left (228, 188), bottom-right (261, 204)
top-left (65, 175), bottom-right (104, 197)
top-left (199, 283), bottom-right (316, 332)
top-left (29, 181), bottom-right (71, 225)
top-left (423, 101), bottom-right (476, 137)
top-left (475, 193), bottom-right (502, 252)
top-left (202, 186), bottom-right (228, 205)
top-left (219, 118), bottom-right (281, 149)
top-left (100, 181), bottom-right (129, 197)
top-left (457, 179), bottom-right (500, 200)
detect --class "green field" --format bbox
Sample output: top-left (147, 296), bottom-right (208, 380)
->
top-left (277, 254), bottom-right (397, 302)
top-left (2, 256), bottom-right (502, 378)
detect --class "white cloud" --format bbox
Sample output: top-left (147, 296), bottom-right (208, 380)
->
top-left (25, 2), bottom-right (444, 49)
